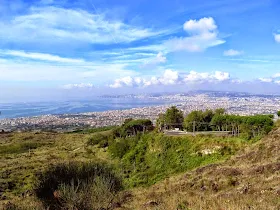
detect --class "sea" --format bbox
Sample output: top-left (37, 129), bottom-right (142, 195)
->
top-left (0, 97), bottom-right (174, 120)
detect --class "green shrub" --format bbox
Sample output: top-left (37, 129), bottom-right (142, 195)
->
top-left (87, 133), bottom-right (108, 146)
top-left (108, 139), bottom-right (130, 159)
top-left (34, 161), bottom-right (122, 209)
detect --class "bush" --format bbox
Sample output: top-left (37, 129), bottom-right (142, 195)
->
top-left (87, 133), bottom-right (108, 146)
top-left (34, 161), bottom-right (122, 209)
top-left (108, 139), bottom-right (130, 159)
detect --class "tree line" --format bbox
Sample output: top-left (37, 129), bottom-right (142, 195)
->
top-left (156, 106), bottom-right (274, 138)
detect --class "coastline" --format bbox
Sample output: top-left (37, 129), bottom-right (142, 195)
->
top-left (1, 93), bottom-right (280, 132)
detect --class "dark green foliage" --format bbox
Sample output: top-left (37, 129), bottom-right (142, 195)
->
top-left (277, 111), bottom-right (280, 117)
top-left (156, 113), bottom-right (165, 132)
top-left (156, 106), bottom-right (184, 131)
top-left (182, 109), bottom-right (273, 138)
top-left (184, 110), bottom-right (215, 131)
top-left (109, 139), bottom-right (130, 159)
top-left (108, 135), bottom-right (142, 159)
top-left (164, 106), bottom-right (184, 129)
top-left (112, 119), bottom-right (153, 138)
top-left (34, 161), bottom-right (122, 209)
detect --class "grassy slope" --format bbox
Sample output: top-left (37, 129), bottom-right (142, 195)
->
top-left (0, 132), bottom-right (100, 202)
top-left (0, 129), bottom-right (279, 209)
top-left (119, 129), bottom-right (280, 210)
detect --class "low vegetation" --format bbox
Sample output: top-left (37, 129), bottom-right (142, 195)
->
top-left (35, 162), bottom-right (122, 210)
top-left (0, 108), bottom-right (279, 209)
top-left (120, 127), bottom-right (280, 210)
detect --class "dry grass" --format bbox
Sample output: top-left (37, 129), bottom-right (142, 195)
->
top-left (0, 132), bottom-right (96, 206)
top-left (118, 129), bottom-right (280, 210)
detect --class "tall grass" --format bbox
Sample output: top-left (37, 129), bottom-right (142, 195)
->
top-left (34, 161), bottom-right (122, 209)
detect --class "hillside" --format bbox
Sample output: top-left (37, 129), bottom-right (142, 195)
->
top-left (0, 120), bottom-right (279, 209)
top-left (119, 128), bottom-right (280, 210)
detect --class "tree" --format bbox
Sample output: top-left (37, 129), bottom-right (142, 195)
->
top-left (121, 119), bottom-right (153, 137)
top-left (184, 110), bottom-right (204, 132)
top-left (156, 113), bottom-right (165, 132)
top-left (215, 108), bottom-right (226, 115)
top-left (164, 106), bottom-right (184, 129)
top-left (210, 114), bottom-right (226, 131)
top-left (277, 111), bottom-right (280, 117)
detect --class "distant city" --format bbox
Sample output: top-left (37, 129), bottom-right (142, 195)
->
top-left (1, 91), bottom-right (280, 132)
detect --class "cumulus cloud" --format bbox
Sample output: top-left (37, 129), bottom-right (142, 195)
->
top-left (109, 70), bottom-right (230, 88)
top-left (274, 33), bottom-right (280, 43)
top-left (109, 76), bottom-right (135, 88)
top-left (184, 71), bottom-right (230, 82)
top-left (165, 17), bottom-right (225, 52)
top-left (223, 49), bottom-right (243, 56)
top-left (183, 17), bottom-right (217, 34)
top-left (62, 83), bottom-right (94, 89)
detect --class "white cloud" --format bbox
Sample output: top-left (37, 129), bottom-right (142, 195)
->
top-left (109, 76), bottom-right (135, 88)
top-left (0, 6), bottom-right (165, 45)
top-left (259, 78), bottom-right (273, 83)
top-left (159, 69), bottom-right (179, 85)
top-left (155, 52), bottom-right (167, 63)
top-left (223, 49), bottom-right (243, 56)
top-left (272, 73), bottom-right (280, 78)
top-left (258, 73), bottom-right (280, 84)
top-left (109, 70), bottom-right (231, 88)
top-left (141, 52), bottom-right (166, 67)
top-left (274, 33), bottom-right (280, 43)
top-left (184, 71), bottom-right (230, 82)
top-left (183, 17), bottom-right (217, 34)
top-left (165, 17), bottom-right (225, 52)
top-left (62, 83), bottom-right (94, 89)
top-left (0, 50), bottom-right (84, 63)
top-left (213, 71), bottom-right (230, 81)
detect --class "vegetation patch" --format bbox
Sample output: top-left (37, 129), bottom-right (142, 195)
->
top-left (35, 161), bottom-right (122, 210)
top-left (0, 142), bottom-right (47, 155)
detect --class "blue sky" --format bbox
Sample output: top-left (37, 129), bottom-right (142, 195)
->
top-left (1, 0), bottom-right (280, 101)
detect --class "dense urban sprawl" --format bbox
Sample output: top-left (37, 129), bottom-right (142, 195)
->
top-left (1, 93), bottom-right (280, 132)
